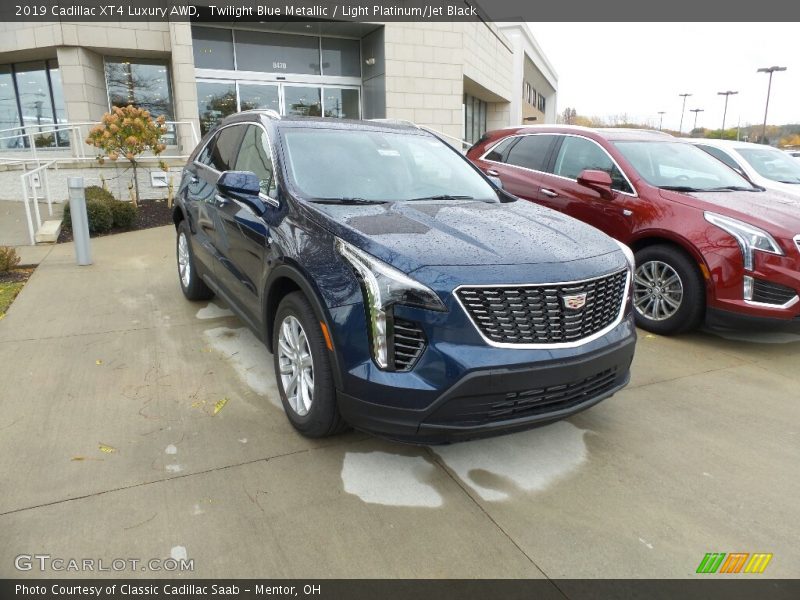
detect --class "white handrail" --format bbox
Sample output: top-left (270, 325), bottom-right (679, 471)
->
top-left (20, 160), bottom-right (57, 245)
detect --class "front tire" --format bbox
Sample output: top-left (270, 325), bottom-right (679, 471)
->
top-left (177, 221), bottom-right (213, 301)
top-left (633, 244), bottom-right (705, 335)
top-left (272, 292), bottom-right (346, 438)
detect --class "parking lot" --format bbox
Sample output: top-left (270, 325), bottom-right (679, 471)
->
top-left (0, 225), bottom-right (798, 579)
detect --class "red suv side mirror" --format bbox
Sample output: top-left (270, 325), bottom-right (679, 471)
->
top-left (577, 169), bottom-right (615, 199)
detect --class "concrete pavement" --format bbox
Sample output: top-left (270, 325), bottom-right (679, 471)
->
top-left (0, 200), bottom-right (64, 266)
top-left (0, 226), bottom-right (798, 579)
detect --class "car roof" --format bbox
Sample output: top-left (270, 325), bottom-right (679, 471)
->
top-left (489, 124), bottom-right (677, 142)
top-left (685, 138), bottom-right (780, 151)
top-left (219, 111), bottom-right (429, 135)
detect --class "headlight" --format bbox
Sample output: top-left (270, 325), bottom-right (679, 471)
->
top-left (335, 238), bottom-right (446, 369)
top-left (704, 212), bottom-right (783, 271)
top-left (613, 239), bottom-right (636, 273)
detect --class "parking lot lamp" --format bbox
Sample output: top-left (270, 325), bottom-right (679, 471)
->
top-left (658, 111), bottom-right (666, 131)
top-left (678, 93), bottom-right (692, 134)
top-left (717, 91), bottom-right (738, 134)
top-left (690, 108), bottom-right (704, 131)
top-left (757, 66), bottom-right (787, 143)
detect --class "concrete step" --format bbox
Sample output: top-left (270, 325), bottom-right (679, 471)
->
top-left (34, 219), bottom-right (62, 244)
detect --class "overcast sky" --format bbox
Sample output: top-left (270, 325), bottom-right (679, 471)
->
top-left (526, 23), bottom-right (799, 131)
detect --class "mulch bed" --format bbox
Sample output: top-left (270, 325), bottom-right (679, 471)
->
top-left (57, 199), bottom-right (174, 244)
top-left (0, 267), bottom-right (34, 285)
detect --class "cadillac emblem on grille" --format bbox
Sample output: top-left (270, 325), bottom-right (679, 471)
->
top-left (562, 292), bottom-right (588, 310)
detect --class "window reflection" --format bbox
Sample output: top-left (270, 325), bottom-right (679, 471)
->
top-left (197, 81), bottom-right (237, 135)
top-left (0, 65), bottom-right (22, 149)
top-left (323, 88), bottom-right (360, 119)
top-left (284, 87), bottom-right (321, 118)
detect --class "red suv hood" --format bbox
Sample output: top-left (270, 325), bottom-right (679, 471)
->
top-left (659, 188), bottom-right (800, 237)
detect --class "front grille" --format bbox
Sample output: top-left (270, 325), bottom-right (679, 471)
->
top-left (456, 270), bottom-right (628, 345)
top-left (426, 368), bottom-right (619, 426)
top-left (752, 279), bottom-right (797, 305)
top-left (391, 318), bottom-right (426, 371)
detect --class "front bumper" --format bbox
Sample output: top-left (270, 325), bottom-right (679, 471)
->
top-left (705, 307), bottom-right (800, 333)
top-left (337, 333), bottom-right (636, 443)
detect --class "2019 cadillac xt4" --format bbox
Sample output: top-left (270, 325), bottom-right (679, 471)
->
top-left (174, 113), bottom-right (636, 442)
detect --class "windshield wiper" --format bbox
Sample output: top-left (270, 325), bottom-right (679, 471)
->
top-left (778, 180), bottom-right (800, 184)
top-left (310, 197), bottom-right (387, 205)
top-left (704, 185), bottom-right (764, 192)
top-left (407, 194), bottom-right (474, 201)
top-left (657, 185), bottom-right (705, 192)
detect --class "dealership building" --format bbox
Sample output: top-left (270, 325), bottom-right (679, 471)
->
top-left (0, 18), bottom-right (557, 219)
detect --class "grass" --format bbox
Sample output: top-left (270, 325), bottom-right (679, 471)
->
top-left (0, 281), bottom-right (24, 320)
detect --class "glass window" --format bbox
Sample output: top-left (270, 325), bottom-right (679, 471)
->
top-left (321, 38), bottom-right (360, 77)
top-left (196, 81), bottom-right (237, 136)
top-left (196, 137), bottom-right (216, 166)
top-left (209, 125), bottom-right (245, 172)
top-left (506, 134), bottom-right (556, 172)
top-left (0, 65), bottom-right (23, 149)
top-left (282, 128), bottom-right (497, 202)
top-left (235, 125), bottom-right (277, 198)
top-left (284, 86), bottom-right (321, 117)
top-left (14, 61), bottom-right (55, 144)
top-left (614, 141), bottom-right (757, 190)
top-left (239, 83), bottom-right (280, 113)
top-left (48, 62), bottom-right (69, 147)
top-left (484, 137), bottom-right (516, 162)
top-left (463, 94), bottom-right (488, 145)
top-left (554, 136), bottom-right (632, 192)
top-left (192, 27), bottom-right (235, 70)
top-left (323, 88), bottom-right (359, 119)
top-left (696, 145), bottom-right (744, 174)
top-left (105, 59), bottom-right (174, 119)
top-left (236, 30), bottom-right (320, 75)
top-left (737, 147), bottom-right (800, 184)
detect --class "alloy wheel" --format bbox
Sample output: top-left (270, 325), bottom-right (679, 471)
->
top-left (178, 232), bottom-right (191, 289)
top-left (633, 260), bottom-right (684, 321)
top-left (277, 315), bottom-right (314, 416)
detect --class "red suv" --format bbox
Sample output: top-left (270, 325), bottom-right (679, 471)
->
top-left (467, 126), bottom-right (800, 334)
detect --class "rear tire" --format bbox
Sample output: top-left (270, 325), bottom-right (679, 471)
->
top-left (177, 221), bottom-right (213, 301)
top-left (272, 291), bottom-right (346, 438)
top-left (633, 244), bottom-right (705, 335)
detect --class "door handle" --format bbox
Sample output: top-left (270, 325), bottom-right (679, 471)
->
top-left (190, 175), bottom-right (199, 184)
top-left (541, 188), bottom-right (558, 198)
top-left (487, 169), bottom-right (500, 176)
top-left (214, 194), bottom-right (230, 206)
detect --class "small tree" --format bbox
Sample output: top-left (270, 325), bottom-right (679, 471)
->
top-left (86, 105), bottom-right (168, 207)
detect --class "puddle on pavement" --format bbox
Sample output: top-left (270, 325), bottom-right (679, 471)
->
top-left (341, 451), bottom-right (443, 507)
top-left (203, 326), bottom-right (281, 408)
top-left (432, 421), bottom-right (588, 501)
top-left (196, 302), bottom-right (235, 320)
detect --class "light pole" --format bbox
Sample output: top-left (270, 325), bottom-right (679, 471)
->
top-left (678, 93), bottom-right (692, 134)
top-left (690, 108), bottom-right (704, 132)
top-left (717, 90), bottom-right (738, 135)
top-left (657, 111), bottom-right (666, 131)
top-left (757, 66), bottom-right (786, 143)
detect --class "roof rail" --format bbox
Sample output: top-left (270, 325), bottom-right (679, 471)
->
top-left (240, 109), bottom-right (281, 120)
top-left (367, 118), bottom-right (419, 129)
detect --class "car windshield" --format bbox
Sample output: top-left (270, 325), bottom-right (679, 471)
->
top-left (737, 147), bottom-right (800, 184)
top-left (281, 128), bottom-right (497, 202)
top-left (613, 140), bottom-right (757, 191)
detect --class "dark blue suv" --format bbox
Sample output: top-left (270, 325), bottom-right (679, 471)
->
top-left (173, 111), bottom-right (637, 442)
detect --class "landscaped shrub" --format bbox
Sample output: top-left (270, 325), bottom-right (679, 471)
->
top-left (85, 199), bottom-right (114, 234)
top-left (84, 185), bottom-right (115, 204)
top-left (108, 200), bottom-right (138, 229)
top-left (0, 246), bottom-right (20, 272)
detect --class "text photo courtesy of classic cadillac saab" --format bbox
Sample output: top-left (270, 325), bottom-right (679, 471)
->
top-left (173, 112), bottom-right (637, 442)
top-left (468, 126), bottom-right (800, 335)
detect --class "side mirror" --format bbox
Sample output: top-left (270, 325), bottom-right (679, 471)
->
top-left (217, 171), bottom-right (266, 213)
top-left (577, 169), bottom-right (614, 199)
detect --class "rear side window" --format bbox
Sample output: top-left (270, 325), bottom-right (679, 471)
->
top-left (553, 136), bottom-right (633, 194)
top-left (484, 137), bottom-right (516, 162)
top-left (505, 134), bottom-right (556, 172)
top-left (209, 125), bottom-right (245, 172)
top-left (696, 145), bottom-right (744, 173)
top-left (234, 125), bottom-right (277, 198)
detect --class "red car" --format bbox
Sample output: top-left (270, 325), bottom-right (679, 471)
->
top-left (467, 126), bottom-right (800, 334)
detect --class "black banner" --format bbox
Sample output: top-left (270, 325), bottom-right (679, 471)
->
top-left (3, 579), bottom-right (800, 600)
top-left (1, 0), bottom-right (799, 22)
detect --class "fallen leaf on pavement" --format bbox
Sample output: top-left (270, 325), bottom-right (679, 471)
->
top-left (213, 398), bottom-right (228, 415)
top-left (98, 443), bottom-right (116, 453)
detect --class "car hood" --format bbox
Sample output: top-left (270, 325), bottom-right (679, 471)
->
top-left (659, 188), bottom-right (800, 234)
top-left (305, 199), bottom-right (620, 272)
